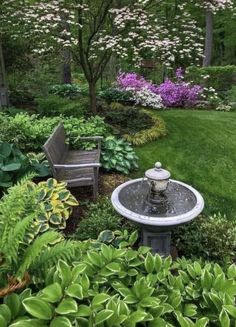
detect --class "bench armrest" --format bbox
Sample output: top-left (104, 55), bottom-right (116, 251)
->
top-left (79, 136), bottom-right (103, 141)
top-left (54, 163), bottom-right (101, 169)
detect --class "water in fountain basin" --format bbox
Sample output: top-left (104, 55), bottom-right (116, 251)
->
top-left (118, 180), bottom-right (197, 217)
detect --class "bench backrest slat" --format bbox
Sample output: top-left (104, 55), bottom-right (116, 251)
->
top-left (42, 123), bottom-right (67, 173)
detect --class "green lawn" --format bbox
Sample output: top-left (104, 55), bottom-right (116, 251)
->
top-left (133, 110), bottom-right (236, 219)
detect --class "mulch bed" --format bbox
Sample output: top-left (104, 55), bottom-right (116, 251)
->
top-left (64, 172), bottom-right (129, 235)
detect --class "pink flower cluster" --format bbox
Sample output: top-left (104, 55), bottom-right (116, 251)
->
top-left (117, 70), bottom-right (203, 108)
top-left (117, 72), bottom-right (159, 94)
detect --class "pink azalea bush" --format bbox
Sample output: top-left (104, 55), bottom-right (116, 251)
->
top-left (157, 80), bottom-right (203, 107)
top-left (116, 70), bottom-right (203, 109)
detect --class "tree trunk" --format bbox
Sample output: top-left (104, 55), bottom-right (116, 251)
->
top-left (61, 48), bottom-right (72, 84)
top-left (0, 41), bottom-right (9, 107)
top-left (89, 81), bottom-right (97, 114)
top-left (203, 10), bottom-right (213, 67)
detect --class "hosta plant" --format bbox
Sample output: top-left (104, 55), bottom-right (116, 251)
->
top-left (36, 178), bottom-right (78, 232)
top-left (0, 142), bottom-right (49, 190)
top-left (1, 241), bottom-right (236, 327)
top-left (101, 136), bottom-right (138, 174)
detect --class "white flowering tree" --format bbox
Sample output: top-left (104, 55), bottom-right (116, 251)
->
top-left (1, 0), bottom-right (206, 112)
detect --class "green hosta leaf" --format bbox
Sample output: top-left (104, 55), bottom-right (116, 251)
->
top-left (208, 292), bottom-right (222, 311)
top-left (40, 283), bottom-right (62, 303)
top-left (125, 310), bottom-right (148, 325)
top-left (227, 264), bottom-right (236, 279)
top-left (219, 309), bottom-right (230, 327)
top-left (80, 274), bottom-right (90, 293)
top-left (0, 304), bottom-right (12, 323)
top-left (95, 309), bottom-right (114, 325)
top-left (23, 298), bottom-right (53, 320)
top-left (57, 260), bottom-right (72, 287)
top-left (9, 319), bottom-right (48, 327)
top-left (55, 298), bottom-right (78, 314)
top-left (92, 294), bottom-right (110, 307)
top-left (2, 163), bottom-right (21, 171)
top-left (87, 251), bottom-right (103, 267)
top-left (0, 315), bottom-right (7, 327)
top-left (195, 318), bottom-right (209, 327)
top-left (149, 317), bottom-right (167, 327)
top-left (144, 253), bottom-right (155, 273)
top-left (223, 305), bottom-right (236, 318)
top-left (4, 294), bottom-right (21, 319)
top-left (76, 305), bottom-right (91, 317)
top-left (98, 230), bottom-right (115, 243)
top-left (50, 317), bottom-right (72, 327)
top-left (66, 284), bottom-right (83, 300)
top-left (106, 262), bottom-right (121, 272)
top-left (72, 264), bottom-right (87, 280)
top-left (183, 304), bottom-right (197, 317)
top-left (0, 142), bottom-right (12, 157)
top-left (201, 270), bottom-right (213, 290)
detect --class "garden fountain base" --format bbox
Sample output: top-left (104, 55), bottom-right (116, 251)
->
top-left (141, 229), bottom-right (171, 256)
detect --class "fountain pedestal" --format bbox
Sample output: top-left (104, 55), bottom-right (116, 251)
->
top-left (141, 229), bottom-right (171, 256)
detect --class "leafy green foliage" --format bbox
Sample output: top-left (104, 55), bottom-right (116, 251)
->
top-left (103, 107), bottom-right (154, 134)
top-left (173, 213), bottom-right (236, 262)
top-left (36, 178), bottom-right (78, 232)
top-left (0, 113), bottom-right (108, 152)
top-left (99, 87), bottom-right (134, 104)
top-left (226, 86), bottom-right (236, 110)
top-left (49, 84), bottom-right (88, 98)
top-left (1, 246), bottom-right (236, 326)
top-left (101, 136), bottom-right (139, 174)
top-left (73, 197), bottom-right (136, 241)
top-left (0, 142), bottom-right (49, 189)
top-left (0, 178), bottom-right (80, 287)
top-left (36, 95), bottom-right (88, 117)
top-left (186, 66), bottom-right (236, 93)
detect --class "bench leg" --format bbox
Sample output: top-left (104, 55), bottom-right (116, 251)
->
top-left (93, 168), bottom-right (99, 201)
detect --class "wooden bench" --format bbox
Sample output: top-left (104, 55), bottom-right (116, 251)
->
top-left (43, 123), bottom-right (103, 200)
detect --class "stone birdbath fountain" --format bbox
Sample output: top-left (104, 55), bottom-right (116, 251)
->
top-left (111, 162), bottom-right (204, 256)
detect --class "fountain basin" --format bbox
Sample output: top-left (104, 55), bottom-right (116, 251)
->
top-left (111, 178), bottom-right (204, 255)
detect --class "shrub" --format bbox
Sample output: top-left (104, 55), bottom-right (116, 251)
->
top-left (157, 80), bottom-right (203, 108)
top-left (0, 113), bottom-right (109, 152)
top-left (117, 72), bottom-right (158, 93)
top-left (49, 84), bottom-right (85, 98)
top-left (1, 248), bottom-right (236, 326)
top-left (226, 85), bottom-right (236, 110)
top-left (173, 213), bottom-right (236, 262)
top-left (132, 87), bottom-right (164, 109)
top-left (186, 65), bottom-right (236, 93)
top-left (101, 136), bottom-right (139, 174)
top-left (103, 107), bottom-right (154, 134)
top-left (0, 142), bottom-right (49, 190)
top-left (73, 197), bottom-right (136, 241)
top-left (99, 87), bottom-right (133, 104)
top-left (36, 94), bottom-right (88, 117)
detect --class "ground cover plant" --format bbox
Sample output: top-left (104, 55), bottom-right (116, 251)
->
top-left (1, 241), bottom-right (236, 326)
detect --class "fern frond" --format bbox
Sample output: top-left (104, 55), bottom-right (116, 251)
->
top-left (1, 214), bottom-right (35, 265)
top-left (16, 230), bottom-right (61, 278)
top-left (31, 240), bottom-right (81, 276)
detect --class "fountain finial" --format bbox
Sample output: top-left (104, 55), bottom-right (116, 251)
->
top-left (155, 162), bottom-right (162, 170)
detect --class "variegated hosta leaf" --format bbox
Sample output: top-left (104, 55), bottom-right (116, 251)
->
top-left (50, 214), bottom-right (62, 225)
top-left (39, 223), bottom-right (50, 233)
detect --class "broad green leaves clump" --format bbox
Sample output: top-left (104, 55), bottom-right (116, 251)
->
top-left (1, 245), bottom-right (236, 327)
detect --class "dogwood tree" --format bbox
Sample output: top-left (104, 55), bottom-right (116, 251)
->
top-left (0, 0), bottom-right (208, 112)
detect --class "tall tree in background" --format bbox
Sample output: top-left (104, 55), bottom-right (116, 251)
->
top-left (197, 0), bottom-right (234, 66)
